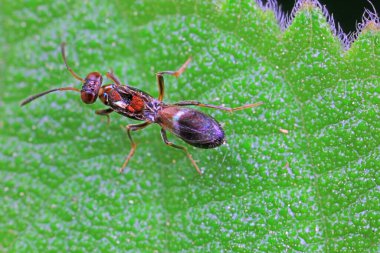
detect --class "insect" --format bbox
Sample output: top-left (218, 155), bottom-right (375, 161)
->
top-left (21, 43), bottom-right (263, 174)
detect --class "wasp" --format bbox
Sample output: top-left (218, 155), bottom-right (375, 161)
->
top-left (21, 43), bottom-right (263, 174)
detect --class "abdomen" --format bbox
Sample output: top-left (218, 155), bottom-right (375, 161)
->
top-left (156, 106), bottom-right (225, 149)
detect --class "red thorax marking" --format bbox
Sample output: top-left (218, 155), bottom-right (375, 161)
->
top-left (128, 95), bottom-right (144, 113)
top-left (109, 89), bottom-right (122, 101)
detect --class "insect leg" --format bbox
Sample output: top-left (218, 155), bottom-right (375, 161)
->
top-left (174, 100), bottom-right (263, 112)
top-left (95, 108), bottom-right (114, 125)
top-left (120, 122), bottom-right (151, 173)
top-left (156, 57), bottom-right (192, 101)
top-left (160, 128), bottom-right (202, 175)
top-left (106, 71), bottom-right (122, 86)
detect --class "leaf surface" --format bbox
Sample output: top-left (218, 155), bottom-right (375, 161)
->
top-left (1, 1), bottom-right (379, 252)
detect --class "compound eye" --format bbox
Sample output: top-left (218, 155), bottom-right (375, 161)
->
top-left (81, 91), bottom-right (97, 104)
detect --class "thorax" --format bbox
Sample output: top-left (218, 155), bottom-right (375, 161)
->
top-left (98, 84), bottom-right (163, 122)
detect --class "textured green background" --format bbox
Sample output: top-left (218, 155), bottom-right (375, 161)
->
top-left (1, 0), bottom-right (379, 252)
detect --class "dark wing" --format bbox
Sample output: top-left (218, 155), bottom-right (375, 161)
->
top-left (115, 85), bottom-right (154, 101)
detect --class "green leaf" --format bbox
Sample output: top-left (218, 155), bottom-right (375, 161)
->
top-left (1, 0), bottom-right (379, 252)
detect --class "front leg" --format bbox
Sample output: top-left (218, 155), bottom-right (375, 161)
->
top-left (95, 108), bottom-right (114, 125)
top-left (106, 71), bottom-right (122, 86)
top-left (156, 57), bottom-right (192, 101)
